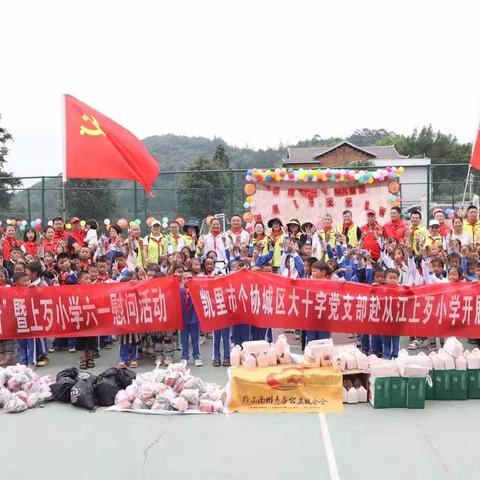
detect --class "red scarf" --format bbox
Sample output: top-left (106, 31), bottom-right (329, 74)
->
top-left (230, 226), bottom-right (242, 235)
top-left (211, 231), bottom-right (221, 250)
top-left (271, 230), bottom-right (282, 244)
top-left (342, 221), bottom-right (353, 236)
top-left (183, 286), bottom-right (190, 315)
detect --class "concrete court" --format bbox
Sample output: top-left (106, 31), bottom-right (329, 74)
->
top-left (1, 334), bottom-right (477, 480)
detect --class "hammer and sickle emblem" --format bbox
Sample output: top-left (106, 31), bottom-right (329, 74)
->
top-left (79, 114), bottom-right (106, 136)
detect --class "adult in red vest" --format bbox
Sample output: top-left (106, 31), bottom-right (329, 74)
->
top-left (360, 210), bottom-right (382, 260)
top-left (52, 217), bottom-right (69, 247)
top-left (2, 224), bottom-right (22, 261)
top-left (382, 206), bottom-right (407, 243)
top-left (42, 226), bottom-right (56, 254)
top-left (67, 217), bottom-right (87, 253)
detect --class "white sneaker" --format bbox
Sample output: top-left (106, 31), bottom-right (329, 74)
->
top-left (164, 356), bottom-right (173, 366)
top-left (347, 333), bottom-right (355, 339)
top-left (48, 347), bottom-right (56, 353)
top-left (155, 355), bottom-right (164, 366)
top-left (68, 346), bottom-right (76, 353)
top-left (199, 336), bottom-right (206, 345)
top-left (194, 358), bottom-right (203, 367)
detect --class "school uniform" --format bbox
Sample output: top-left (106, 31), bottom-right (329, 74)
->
top-left (227, 228), bottom-right (250, 247)
top-left (52, 271), bottom-right (78, 350)
top-left (360, 267), bottom-right (383, 355)
top-left (180, 287), bottom-right (201, 361)
top-left (119, 334), bottom-right (141, 363)
top-left (18, 278), bottom-right (48, 365)
top-left (202, 233), bottom-right (231, 274)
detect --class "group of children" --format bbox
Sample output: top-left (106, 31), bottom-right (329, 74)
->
top-left (1, 204), bottom-right (479, 369)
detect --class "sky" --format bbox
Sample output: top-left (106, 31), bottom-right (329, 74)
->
top-left (1, 0), bottom-right (480, 180)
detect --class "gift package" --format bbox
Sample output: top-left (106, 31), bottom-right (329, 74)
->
top-left (428, 338), bottom-right (479, 401)
top-left (112, 360), bottom-right (226, 414)
top-left (230, 335), bottom-right (292, 369)
top-left (0, 364), bottom-right (53, 413)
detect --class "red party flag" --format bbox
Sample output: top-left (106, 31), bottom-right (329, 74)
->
top-left (64, 95), bottom-right (159, 195)
top-left (471, 124), bottom-right (480, 171)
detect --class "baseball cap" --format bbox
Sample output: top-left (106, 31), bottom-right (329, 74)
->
top-left (428, 219), bottom-right (440, 227)
top-left (151, 219), bottom-right (161, 226)
top-left (366, 209), bottom-right (376, 215)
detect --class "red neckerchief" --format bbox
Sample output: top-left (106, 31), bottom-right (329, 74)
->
top-left (58, 271), bottom-right (69, 285)
top-left (271, 230), bottom-right (282, 244)
top-left (342, 221), bottom-right (353, 236)
top-left (211, 231), bottom-right (221, 250)
top-left (230, 226), bottom-right (242, 235)
top-left (184, 286), bottom-right (190, 315)
top-left (80, 259), bottom-right (92, 270)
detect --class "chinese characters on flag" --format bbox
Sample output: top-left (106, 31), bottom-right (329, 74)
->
top-left (0, 277), bottom-right (182, 340)
top-left (189, 270), bottom-right (480, 338)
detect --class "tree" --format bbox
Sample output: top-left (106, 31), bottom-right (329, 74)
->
top-left (376, 125), bottom-right (472, 201)
top-left (212, 144), bottom-right (230, 169)
top-left (177, 151), bottom-right (231, 220)
top-left (63, 179), bottom-right (118, 222)
top-left (346, 128), bottom-right (396, 146)
top-left (0, 115), bottom-right (21, 211)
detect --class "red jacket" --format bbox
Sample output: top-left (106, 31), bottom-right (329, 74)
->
top-left (68, 229), bottom-right (87, 253)
top-left (22, 241), bottom-right (38, 257)
top-left (3, 236), bottom-right (21, 261)
top-left (53, 230), bottom-right (69, 246)
top-left (360, 223), bottom-right (381, 260)
top-left (42, 239), bottom-right (56, 254)
top-left (382, 220), bottom-right (407, 243)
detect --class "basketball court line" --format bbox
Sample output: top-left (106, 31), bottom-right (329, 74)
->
top-left (318, 413), bottom-right (340, 480)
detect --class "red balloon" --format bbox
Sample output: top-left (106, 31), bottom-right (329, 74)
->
top-left (35, 224), bottom-right (43, 231)
top-left (288, 173), bottom-right (294, 179)
top-left (0, 227), bottom-right (3, 234)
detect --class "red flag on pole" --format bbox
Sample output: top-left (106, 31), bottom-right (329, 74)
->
top-left (470, 124), bottom-right (480, 171)
top-left (64, 95), bottom-right (159, 195)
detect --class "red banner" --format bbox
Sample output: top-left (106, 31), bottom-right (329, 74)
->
top-left (189, 270), bottom-right (480, 337)
top-left (0, 277), bottom-right (182, 340)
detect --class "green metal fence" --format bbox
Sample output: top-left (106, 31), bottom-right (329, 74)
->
top-left (0, 164), bottom-right (478, 225)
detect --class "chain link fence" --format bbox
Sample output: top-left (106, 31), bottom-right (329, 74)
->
top-left (0, 164), bottom-right (478, 225)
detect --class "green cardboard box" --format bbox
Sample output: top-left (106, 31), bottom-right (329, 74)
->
top-left (406, 377), bottom-right (426, 409)
top-left (390, 377), bottom-right (407, 407)
top-left (433, 369), bottom-right (451, 400)
top-left (369, 377), bottom-right (391, 409)
top-left (425, 370), bottom-right (434, 400)
top-left (467, 369), bottom-right (480, 399)
top-left (450, 370), bottom-right (468, 400)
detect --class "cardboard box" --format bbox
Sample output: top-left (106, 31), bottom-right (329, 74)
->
top-left (390, 377), bottom-right (407, 408)
top-left (450, 370), bottom-right (468, 400)
top-left (407, 377), bottom-right (426, 409)
top-left (467, 369), bottom-right (480, 399)
top-left (369, 377), bottom-right (391, 409)
top-left (433, 370), bottom-right (451, 400)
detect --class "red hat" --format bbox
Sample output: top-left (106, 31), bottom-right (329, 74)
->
top-left (366, 209), bottom-right (376, 215)
top-left (70, 216), bottom-right (81, 223)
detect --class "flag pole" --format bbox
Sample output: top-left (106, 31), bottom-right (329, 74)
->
top-left (462, 164), bottom-right (472, 206)
top-left (61, 94), bottom-right (67, 221)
